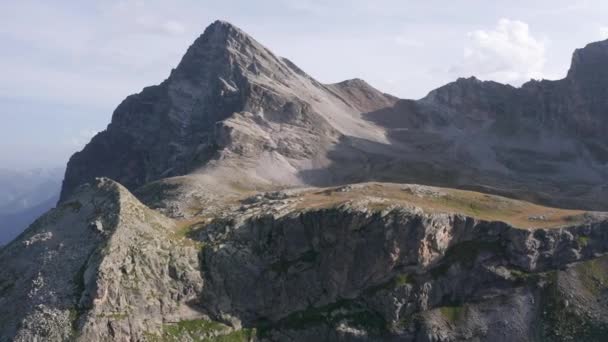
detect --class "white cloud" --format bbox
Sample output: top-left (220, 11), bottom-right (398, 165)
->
top-left (600, 26), bottom-right (608, 39)
top-left (450, 18), bottom-right (546, 84)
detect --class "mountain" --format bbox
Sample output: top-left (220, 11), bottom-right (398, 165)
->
top-left (0, 167), bottom-right (63, 245)
top-left (3, 20), bottom-right (608, 341)
top-left (60, 22), bottom-right (608, 212)
top-left (60, 21), bottom-right (396, 203)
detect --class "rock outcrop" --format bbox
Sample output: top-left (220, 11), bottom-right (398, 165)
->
top-left (197, 199), bottom-right (608, 341)
top-left (3, 180), bottom-right (608, 341)
top-left (0, 179), bottom-right (203, 341)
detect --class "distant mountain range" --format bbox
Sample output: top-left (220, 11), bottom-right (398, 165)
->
top-left (0, 167), bottom-right (63, 245)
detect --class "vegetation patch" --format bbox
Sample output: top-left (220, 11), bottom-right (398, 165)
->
top-left (396, 312), bottom-right (422, 331)
top-left (576, 258), bottom-right (608, 295)
top-left (539, 270), bottom-right (608, 341)
top-left (134, 181), bottom-right (180, 207)
top-left (171, 220), bottom-right (206, 249)
top-left (147, 319), bottom-right (255, 342)
top-left (505, 267), bottom-right (539, 286)
top-left (364, 273), bottom-right (415, 295)
top-left (257, 299), bottom-right (387, 338)
top-left (439, 305), bottom-right (464, 323)
top-left (294, 182), bottom-right (589, 229)
top-left (98, 312), bottom-right (129, 320)
top-left (62, 200), bottom-right (82, 213)
top-left (69, 308), bottom-right (82, 338)
top-left (577, 235), bottom-right (590, 248)
top-left (394, 274), bottom-right (414, 288)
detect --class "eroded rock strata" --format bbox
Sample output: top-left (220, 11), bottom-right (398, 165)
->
top-left (2, 180), bottom-right (608, 341)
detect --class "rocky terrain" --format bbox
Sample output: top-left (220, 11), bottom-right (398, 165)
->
top-left (3, 180), bottom-right (608, 341)
top-left (2, 20), bottom-right (608, 341)
top-left (59, 20), bottom-right (396, 203)
top-left (60, 21), bottom-right (608, 211)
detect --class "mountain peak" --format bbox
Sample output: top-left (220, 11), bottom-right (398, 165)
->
top-left (203, 19), bottom-right (249, 42)
top-left (336, 78), bottom-right (368, 85)
top-left (60, 20), bottom-right (394, 201)
top-left (171, 20), bottom-right (283, 83)
top-left (185, 19), bottom-right (257, 57)
top-left (209, 19), bottom-right (238, 29)
top-left (567, 38), bottom-right (608, 80)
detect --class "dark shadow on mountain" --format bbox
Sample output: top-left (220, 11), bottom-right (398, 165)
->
top-left (362, 99), bottom-right (443, 132)
top-left (298, 134), bottom-right (608, 211)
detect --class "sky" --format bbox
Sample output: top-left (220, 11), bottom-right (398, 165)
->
top-left (2, 0), bottom-right (608, 170)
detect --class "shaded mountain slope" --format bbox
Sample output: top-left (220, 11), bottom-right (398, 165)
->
top-left (335, 40), bottom-right (608, 209)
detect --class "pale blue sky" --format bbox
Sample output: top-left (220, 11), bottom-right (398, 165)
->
top-left (2, 0), bottom-right (608, 169)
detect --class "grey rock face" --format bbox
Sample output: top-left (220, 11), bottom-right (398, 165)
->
top-left (60, 20), bottom-right (395, 202)
top-left (199, 204), bottom-right (608, 323)
top-left (3, 178), bottom-right (608, 341)
top-left (60, 21), bottom-right (608, 211)
top-left (0, 179), bottom-right (203, 342)
top-left (356, 40), bottom-right (608, 210)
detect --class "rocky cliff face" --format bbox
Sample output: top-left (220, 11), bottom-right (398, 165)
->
top-left (200, 206), bottom-right (608, 341)
top-left (6, 20), bottom-right (608, 342)
top-left (3, 181), bottom-right (608, 341)
top-left (0, 179), bottom-right (204, 341)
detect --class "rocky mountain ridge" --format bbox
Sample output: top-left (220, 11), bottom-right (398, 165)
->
top-left (3, 179), bottom-right (608, 341)
top-left (60, 21), bottom-right (608, 211)
top-left (3, 20), bottom-right (608, 341)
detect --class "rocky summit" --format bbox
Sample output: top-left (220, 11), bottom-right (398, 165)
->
top-left (3, 20), bottom-right (608, 342)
